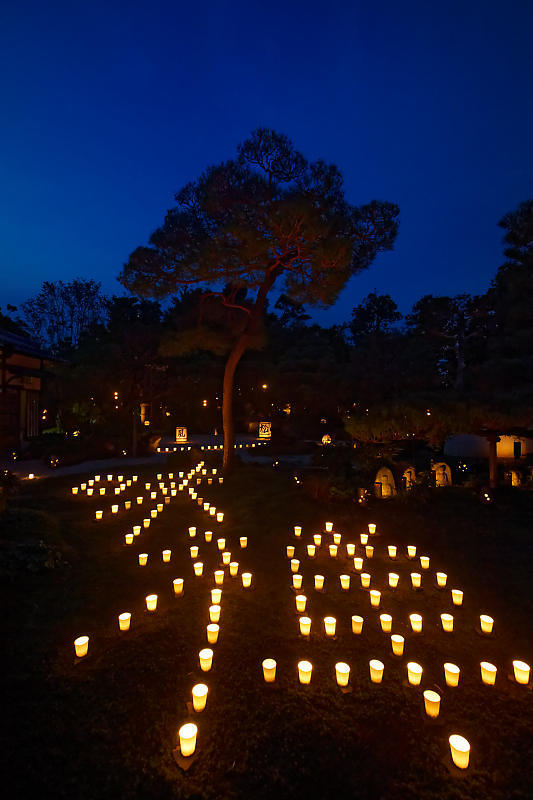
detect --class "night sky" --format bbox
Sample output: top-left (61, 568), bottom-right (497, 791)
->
top-left (2, 0), bottom-right (532, 324)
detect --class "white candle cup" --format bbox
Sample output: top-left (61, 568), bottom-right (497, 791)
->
top-left (179, 723), bottom-right (198, 757)
top-left (436, 571), bottom-right (447, 587)
top-left (81, 483), bottom-right (87, 491)
top-left (423, 689), bottom-right (441, 718)
top-left (242, 572), bottom-right (252, 588)
top-left (329, 544), bottom-right (338, 558)
top-left (206, 623), bottom-right (219, 644)
top-left (262, 658), bottom-right (277, 683)
top-left (189, 526), bottom-right (196, 538)
top-left (150, 510), bottom-right (157, 519)
top-left (204, 530), bottom-right (213, 542)
top-left (298, 660), bottom-right (313, 684)
top-left (346, 543), bottom-right (356, 556)
top-left (216, 512), bottom-right (224, 523)
top-left (410, 572), bottom-right (421, 589)
top-left (333, 533), bottom-right (342, 545)
top-left (361, 572), bottom-right (371, 588)
top-left (111, 505), bottom-right (119, 514)
top-left (324, 616), bottom-right (336, 636)
top-left (125, 533), bottom-right (133, 545)
top-left (214, 570), bottom-right (224, 586)
top-left (480, 615), bottom-right (494, 634)
top-left (87, 488), bottom-right (93, 497)
top-left (369, 659), bottom-right (384, 683)
top-left (100, 488), bottom-right (106, 495)
top-left (199, 648), bottom-right (213, 671)
top-left (294, 526), bottom-right (302, 537)
top-left (451, 589), bottom-right (463, 606)
top-left (240, 537), bottom-right (247, 548)
top-left (360, 533), bottom-right (368, 545)
top-left (193, 561), bottom-right (203, 576)
top-left (209, 508), bottom-right (216, 517)
top-left (444, 662), bottom-right (460, 687)
top-left (124, 501), bottom-right (131, 510)
top-left (192, 683), bottom-right (208, 711)
top-left (292, 573), bottom-right (303, 589)
top-left (299, 616), bottom-right (311, 636)
top-left (211, 588), bottom-right (222, 604)
top-left (290, 558), bottom-right (300, 573)
top-left (190, 546), bottom-right (199, 559)
top-left (391, 633), bottom-right (404, 656)
top-left (368, 523), bottom-right (376, 534)
top-left (388, 545), bottom-right (397, 558)
top-left (335, 662), bottom-right (350, 687)
top-left (138, 553), bottom-right (148, 566)
top-left (407, 545), bottom-right (416, 558)
top-left (222, 551), bottom-right (231, 565)
top-left (307, 544), bottom-right (316, 557)
top-left (133, 525), bottom-right (141, 536)
top-left (145, 594), bottom-right (158, 612)
top-left (71, 487), bottom-right (79, 495)
top-left (354, 557), bottom-right (364, 571)
top-left (229, 561), bottom-right (239, 577)
top-left (379, 613), bottom-right (392, 633)
top-left (410, 613), bottom-right (423, 632)
top-left (352, 615), bottom-right (364, 634)
top-left (513, 660), bottom-right (530, 685)
top-left (480, 661), bottom-right (497, 685)
top-left (441, 613), bottom-right (454, 632)
top-left (419, 555), bottom-right (430, 570)
top-left (295, 594), bottom-right (307, 613)
top-left (388, 572), bottom-right (399, 589)
top-left (286, 545), bottom-right (295, 558)
top-left (143, 519), bottom-right (150, 528)
top-left (162, 549), bottom-right (171, 563)
top-left (313, 534), bottom-right (322, 547)
top-left (365, 545), bottom-right (374, 559)
top-left (209, 604), bottom-right (221, 623)
top-left (118, 612), bottom-right (131, 631)
top-left (137, 496), bottom-right (144, 506)
top-left (74, 635), bottom-right (89, 658)
top-left (173, 578), bottom-right (184, 595)
top-left (325, 521), bottom-right (333, 533)
top-left (217, 538), bottom-right (226, 551)
top-left (407, 661), bottom-right (423, 686)
top-left (95, 510), bottom-right (103, 520)
top-left (340, 574), bottom-right (350, 590)
top-left (369, 589), bottom-right (381, 608)
top-left (449, 734), bottom-right (470, 769)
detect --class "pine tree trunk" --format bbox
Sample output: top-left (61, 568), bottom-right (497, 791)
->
top-left (222, 334), bottom-right (249, 471)
top-left (487, 434), bottom-right (499, 489)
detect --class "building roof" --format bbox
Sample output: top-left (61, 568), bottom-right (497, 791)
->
top-left (0, 328), bottom-right (53, 360)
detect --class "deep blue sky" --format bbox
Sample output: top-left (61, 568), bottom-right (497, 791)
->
top-left (1, 0), bottom-right (532, 325)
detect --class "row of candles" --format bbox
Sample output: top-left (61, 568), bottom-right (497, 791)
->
top-left (158, 441), bottom-right (268, 454)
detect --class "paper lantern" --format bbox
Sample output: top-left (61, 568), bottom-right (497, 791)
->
top-left (107, 475), bottom-right (113, 482)
top-left (380, 613), bottom-right (392, 633)
top-left (217, 538), bottom-right (226, 551)
top-left (88, 479), bottom-right (94, 487)
top-left (118, 612), bottom-right (131, 631)
top-left (132, 526), bottom-right (140, 537)
top-left (325, 521), bottom-right (333, 532)
top-left (87, 488), bottom-right (94, 497)
top-left (295, 594), bottom-right (307, 612)
top-left (214, 570), bottom-right (224, 586)
top-left (312, 574), bottom-right (324, 591)
top-left (209, 604), bottom-right (221, 622)
top-left (150, 510), bottom-right (157, 519)
top-left (242, 572), bottom-right (252, 588)
top-left (369, 589), bottom-right (381, 608)
top-left (162, 549), bottom-right (171, 563)
top-left (324, 616), bottom-right (336, 636)
top-left (388, 545), bottom-right (397, 558)
top-left (211, 588), bottom-right (222, 604)
top-left (346, 543), bottom-right (356, 556)
top-left (178, 723), bottom-right (198, 757)
top-left (95, 510), bottom-right (103, 520)
top-left (333, 533), bottom-right (341, 545)
top-left (441, 613), bottom-right (454, 632)
top-left (207, 623), bottom-right (219, 644)
top-left (451, 589), bottom-right (463, 606)
top-left (125, 533), bottom-right (134, 545)
top-left (423, 689), bottom-right (441, 718)
top-left (292, 573), bottom-right (303, 589)
top-left (298, 660), bottom-right (313, 684)
top-left (419, 555), bottom-right (430, 570)
top-left (192, 683), bottom-right (208, 711)
top-left (262, 658), bottom-right (277, 683)
top-left (100, 488), bottom-right (106, 496)
top-left (388, 572), bottom-right (399, 589)
top-left (391, 634), bottom-right (404, 656)
top-left (313, 534), bottom-right (322, 546)
top-left (407, 545), bottom-right (416, 558)
top-left (407, 661), bottom-right (423, 686)
top-left (290, 558), bottom-right (300, 573)
top-left (74, 635), bottom-right (89, 658)
top-left (436, 572), bottom-right (447, 588)
top-left (410, 613), bottom-right (422, 632)
top-left (286, 545), bottom-right (295, 558)
top-left (190, 546), bottom-right (199, 559)
top-left (354, 557), bottom-right (363, 571)
top-left (95, 475), bottom-right (101, 482)
top-left (294, 526), bottom-right (302, 537)
top-left (340, 574), bottom-right (350, 590)
top-left (145, 594), bottom-right (158, 612)
top-left (81, 483), bottom-right (87, 491)
top-left (150, 491), bottom-right (156, 500)
top-left (216, 512), bottom-right (224, 523)
top-left (369, 659), bottom-right (384, 683)
top-left (335, 662), bottom-right (350, 687)
top-left (205, 531), bottom-right (213, 542)
top-left (480, 661), bottom-right (497, 685)
top-left (209, 508), bottom-right (216, 517)
top-left (139, 553), bottom-right (148, 566)
top-left (480, 614), bottom-right (494, 634)
top-left (513, 660), bottom-right (530, 685)
top-left (306, 544), bottom-right (316, 557)
top-left (368, 523), bottom-right (376, 534)
top-left (410, 572), bottom-right (421, 589)
top-left (111, 505), bottom-right (119, 514)
top-left (329, 544), bottom-right (338, 557)
top-left (240, 537), bottom-right (247, 548)
top-left (229, 561), bottom-right (239, 576)
top-left (352, 615), bottom-right (364, 634)
top-left (145, 482), bottom-right (151, 490)
top-left (361, 572), bottom-right (371, 588)
top-left (222, 551), bottom-right (231, 565)
top-left (444, 662), bottom-right (460, 687)
top-left (194, 561), bottom-right (203, 576)
top-left (449, 734), bottom-right (470, 769)
top-left (365, 545), bottom-right (374, 559)
top-left (71, 487), bottom-right (79, 495)
top-left (143, 519), bottom-right (150, 528)
top-left (173, 578), bottom-right (184, 595)
top-left (299, 616), bottom-right (311, 636)
top-left (360, 533), bottom-right (368, 545)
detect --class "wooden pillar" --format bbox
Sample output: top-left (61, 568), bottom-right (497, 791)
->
top-left (486, 434), bottom-right (500, 489)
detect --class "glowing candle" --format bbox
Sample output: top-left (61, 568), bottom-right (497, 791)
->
top-left (260, 658), bottom-right (277, 683)
top-left (214, 570), bottom-right (224, 586)
top-left (407, 545), bottom-right (416, 558)
top-left (219, 477), bottom-right (224, 484)
top-left (242, 572), bottom-right (252, 588)
top-left (88, 480), bottom-right (94, 487)
top-left (111, 505), bottom-right (119, 514)
top-left (423, 689), bottom-right (441, 718)
top-left (436, 572), bottom-right (447, 588)
top-left (411, 572), bottom-right (421, 589)
top-left (388, 572), bottom-right (399, 589)
top-left (118, 612), bottom-right (131, 631)
top-left (391, 634), bottom-right (404, 656)
top-left (329, 544), bottom-right (338, 557)
top-left (216, 512), bottom-right (224, 523)
top-left (444, 662), bottom-right (460, 687)
top-left (333, 533), bottom-right (342, 546)
top-left (222, 551), bottom-right (231, 565)
top-left (291, 558), bottom-right (300, 573)
top-left (513, 660), bottom-right (530, 685)
top-left (87, 488), bottom-right (93, 496)
top-left (95, 475), bottom-right (101, 482)
top-left (145, 594), bottom-right (158, 611)
top-left (179, 723), bottom-right (198, 757)
top-left (125, 533), bottom-right (133, 545)
top-left (95, 510), bottom-right (103, 520)
top-left (193, 561), bottom-right (203, 576)
top-left (369, 589), bottom-right (381, 608)
top-left (369, 659), bottom-right (384, 683)
top-left (298, 660), bottom-right (313, 684)
top-left (210, 589), bottom-right (222, 605)
top-left (162, 549), bottom-right (171, 563)
top-left (173, 578), bottom-right (184, 595)
top-left (388, 545), bottom-right (397, 558)
top-left (480, 661), bottom-right (497, 685)
top-left (150, 510), bottom-right (157, 519)
top-left (299, 616), bottom-right (311, 636)
top-left (340, 574), bottom-right (350, 590)
top-left (135, 495), bottom-right (142, 505)
top-left (365, 545), bottom-right (374, 559)
top-left (346, 543), bottom-right (355, 556)
top-left (335, 662), bottom-right (350, 687)
top-left (209, 604), bottom-right (221, 622)
top-left (325, 521), bottom-right (333, 532)
top-left (150, 491), bottom-right (156, 499)
top-left (139, 553), bottom-right (148, 566)
top-left (360, 533), bottom-right (368, 545)
top-left (240, 537), bottom-right (247, 548)
top-left (107, 475), bottom-right (113, 482)
top-left (192, 683), bottom-right (208, 711)
top-left (452, 589), bottom-right (463, 606)
top-left (209, 508), bottom-right (216, 517)
top-left (380, 613), bottom-right (392, 633)
top-left (81, 483), bottom-right (87, 491)
top-left (324, 616), bottom-right (336, 636)
top-left (352, 615), bottom-right (364, 634)
top-left (143, 519), bottom-right (150, 528)
top-left (145, 482), bottom-right (150, 490)
top-left (205, 531), bottom-right (212, 542)
top-left (360, 572), bottom-right (371, 588)
top-left (480, 615), bottom-right (494, 634)
top-left (229, 561), bottom-right (239, 576)
top-left (420, 555), bottom-right (430, 570)
top-left (189, 546), bottom-right (199, 560)
top-left (100, 488), bottom-right (106, 495)
top-left (71, 487), bottom-right (79, 495)
top-left (295, 594), bottom-right (307, 612)
top-left (354, 557), bottom-right (363, 571)
top-left (313, 534), bottom-right (322, 546)
top-left (441, 613), bottom-right (454, 632)
top-left (292, 573), bottom-right (303, 589)
top-left (156, 503), bottom-right (163, 513)
top-left (286, 545), bottom-right (295, 558)
top-left (74, 635), bottom-right (89, 657)
top-left (207, 623), bottom-right (219, 643)
top-left (306, 544), bottom-right (316, 557)
top-left (189, 526), bottom-right (196, 538)
top-left (171, 489), bottom-right (176, 496)
top-left (407, 661), bottom-right (423, 686)
top-left (368, 523), bottom-right (376, 534)
top-left (449, 734), bottom-right (470, 769)
top-left (410, 613), bottom-right (423, 633)
top-left (294, 526), bottom-right (302, 537)
top-left (217, 538), bottom-right (226, 551)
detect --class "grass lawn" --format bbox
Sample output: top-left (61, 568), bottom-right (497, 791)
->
top-left (2, 457), bottom-right (533, 800)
